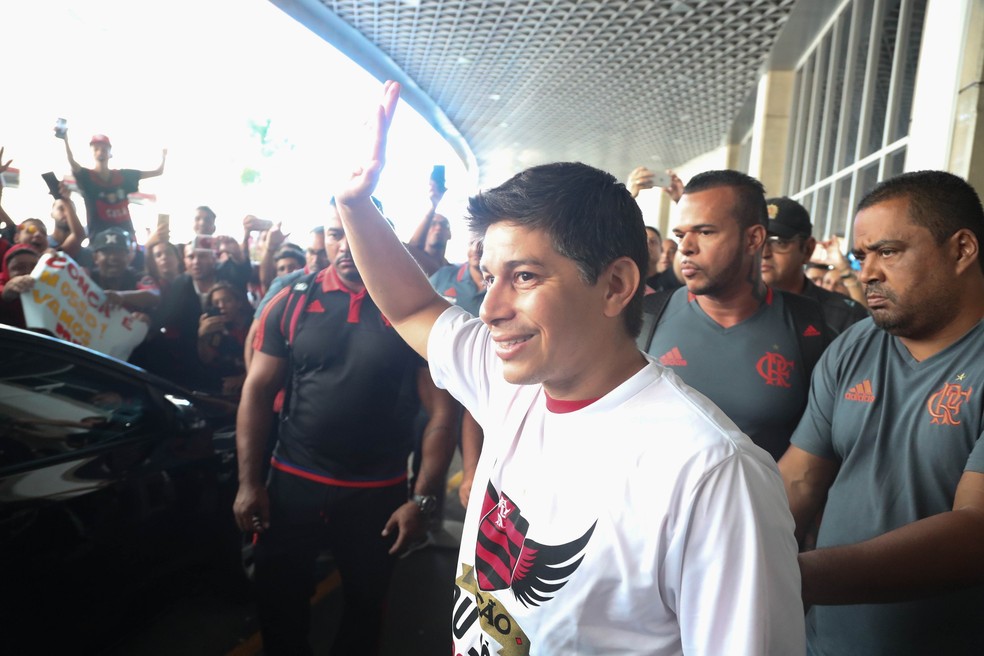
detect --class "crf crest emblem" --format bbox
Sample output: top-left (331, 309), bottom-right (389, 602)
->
top-left (757, 352), bottom-right (794, 388)
top-left (474, 482), bottom-right (595, 607)
top-left (927, 383), bottom-right (973, 425)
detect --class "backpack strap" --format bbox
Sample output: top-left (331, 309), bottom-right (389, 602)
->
top-left (277, 272), bottom-right (319, 417)
top-left (636, 289), bottom-right (676, 352)
top-left (278, 272), bottom-right (320, 349)
top-left (780, 290), bottom-right (832, 385)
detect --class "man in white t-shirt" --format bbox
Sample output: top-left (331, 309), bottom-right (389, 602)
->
top-left (334, 81), bottom-right (804, 655)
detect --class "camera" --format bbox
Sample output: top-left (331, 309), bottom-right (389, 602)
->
top-left (54, 118), bottom-right (67, 139)
top-left (206, 306), bottom-right (223, 318)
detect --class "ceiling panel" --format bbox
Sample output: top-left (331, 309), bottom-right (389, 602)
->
top-left (313, 0), bottom-right (797, 184)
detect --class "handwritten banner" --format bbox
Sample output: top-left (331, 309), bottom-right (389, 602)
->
top-left (22, 252), bottom-right (148, 361)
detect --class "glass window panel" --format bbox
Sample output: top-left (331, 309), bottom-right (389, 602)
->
top-left (813, 185), bottom-right (832, 238)
top-left (0, 346), bottom-right (157, 469)
top-left (821, 11), bottom-right (853, 179)
top-left (829, 175), bottom-right (854, 239)
top-left (841, 0), bottom-right (876, 169)
top-left (856, 159), bottom-right (881, 208)
top-left (795, 55), bottom-right (816, 193)
top-left (805, 33), bottom-right (832, 187)
top-left (884, 146), bottom-right (907, 178)
top-left (890, 0), bottom-right (927, 142)
top-left (785, 67), bottom-right (805, 195)
top-left (864, 0), bottom-right (903, 157)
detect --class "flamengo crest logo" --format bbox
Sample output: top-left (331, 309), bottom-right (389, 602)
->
top-left (756, 352), bottom-right (794, 388)
top-left (926, 380), bottom-right (972, 426)
top-left (475, 482), bottom-right (596, 606)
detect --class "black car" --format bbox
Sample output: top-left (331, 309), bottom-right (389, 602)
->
top-left (0, 325), bottom-right (243, 654)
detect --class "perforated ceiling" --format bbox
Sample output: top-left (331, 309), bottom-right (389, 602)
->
top-left (313, 0), bottom-right (797, 184)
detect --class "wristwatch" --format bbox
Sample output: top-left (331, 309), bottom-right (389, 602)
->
top-left (412, 494), bottom-right (438, 516)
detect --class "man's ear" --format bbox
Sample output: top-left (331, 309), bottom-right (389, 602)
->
top-left (952, 228), bottom-right (980, 275)
top-left (747, 224), bottom-right (767, 253)
top-left (803, 236), bottom-right (817, 256)
top-left (601, 256), bottom-right (640, 319)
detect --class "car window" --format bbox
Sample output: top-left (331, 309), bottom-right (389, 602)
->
top-left (0, 344), bottom-right (158, 470)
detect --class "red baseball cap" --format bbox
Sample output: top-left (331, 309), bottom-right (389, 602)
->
top-left (90, 134), bottom-right (112, 147)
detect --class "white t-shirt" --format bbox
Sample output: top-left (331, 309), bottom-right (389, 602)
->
top-left (429, 306), bottom-right (804, 655)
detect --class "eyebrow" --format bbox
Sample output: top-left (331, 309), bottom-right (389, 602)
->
top-left (851, 239), bottom-right (905, 257)
top-left (480, 257), bottom-right (546, 273)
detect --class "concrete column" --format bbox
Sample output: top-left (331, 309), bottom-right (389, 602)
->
top-left (747, 70), bottom-right (796, 196)
top-left (948, 0), bottom-right (984, 192)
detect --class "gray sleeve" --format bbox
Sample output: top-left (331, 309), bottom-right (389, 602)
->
top-left (789, 345), bottom-right (840, 461)
top-left (966, 434), bottom-right (984, 473)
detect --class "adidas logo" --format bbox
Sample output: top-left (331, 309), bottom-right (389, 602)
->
top-left (802, 324), bottom-right (821, 337)
top-left (659, 347), bottom-right (687, 367)
top-left (844, 379), bottom-right (875, 403)
top-left (306, 299), bottom-right (326, 313)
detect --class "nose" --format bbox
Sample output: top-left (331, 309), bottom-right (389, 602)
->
top-left (857, 254), bottom-right (879, 284)
top-left (678, 231), bottom-right (697, 255)
top-left (478, 276), bottom-right (514, 326)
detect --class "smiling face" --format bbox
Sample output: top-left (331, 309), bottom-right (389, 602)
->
top-left (16, 220), bottom-right (48, 251)
top-left (94, 247), bottom-right (129, 279)
top-left (478, 221), bottom-right (615, 397)
top-left (7, 251), bottom-right (40, 278)
top-left (852, 196), bottom-right (959, 341)
top-left (674, 186), bottom-right (763, 299)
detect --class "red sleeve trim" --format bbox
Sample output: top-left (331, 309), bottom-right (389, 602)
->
top-left (253, 285), bottom-right (292, 352)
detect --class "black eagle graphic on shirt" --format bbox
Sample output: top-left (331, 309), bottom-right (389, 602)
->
top-left (475, 481), bottom-right (596, 607)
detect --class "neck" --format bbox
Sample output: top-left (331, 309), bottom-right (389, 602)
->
top-left (776, 274), bottom-right (807, 295)
top-left (194, 274), bottom-right (216, 291)
top-left (900, 293), bottom-right (984, 362)
top-left (543, 336), bottom-right (648, 401)
top-left (697, 278), bottom-right (768, 328)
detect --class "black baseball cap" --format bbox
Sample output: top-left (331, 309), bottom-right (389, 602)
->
top-left (766, 197), bottom-right (812, 239)
top-left (90, 227), bottom-right (131, 252)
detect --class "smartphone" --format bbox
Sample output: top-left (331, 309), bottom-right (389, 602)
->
top-left (41, 171), bottom-right (63, 199)
top-left (650, 171), bottom-right (672, 189)
top-left (430, 165), bottom-right (447, 193)
top-left (157, 213), bottom-right (170, 230)
top-left (192, 234), bottom-right (215, 252)
top-left (54, 118), bottom-right (67, 139)
top-left (206, 306), bottom-right (223, 318)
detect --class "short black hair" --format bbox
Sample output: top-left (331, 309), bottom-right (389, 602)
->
top-left (196, 206), bottom-right (216, 221)
top-left (274, 246), bottom-right (305, 268)
top-left (683, 170), bottom-right (768, 231)
top-left (645, 225), bottom-right (662, 241)
top-left (858, 170), bottom-right (984, 266)
top-left (466, 162), bottom-right (648, 337)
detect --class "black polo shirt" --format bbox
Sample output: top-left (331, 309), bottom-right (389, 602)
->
top-left (254, 266), bottom-right (423, 484)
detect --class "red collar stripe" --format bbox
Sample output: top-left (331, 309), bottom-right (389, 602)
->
top-left (319, 266), bottom-right (368, 323)
top-left (545, 393), bottom-right (601, 413)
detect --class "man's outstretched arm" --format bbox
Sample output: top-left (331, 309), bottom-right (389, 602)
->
top-left (334, 81), bottom-right (449, 359)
